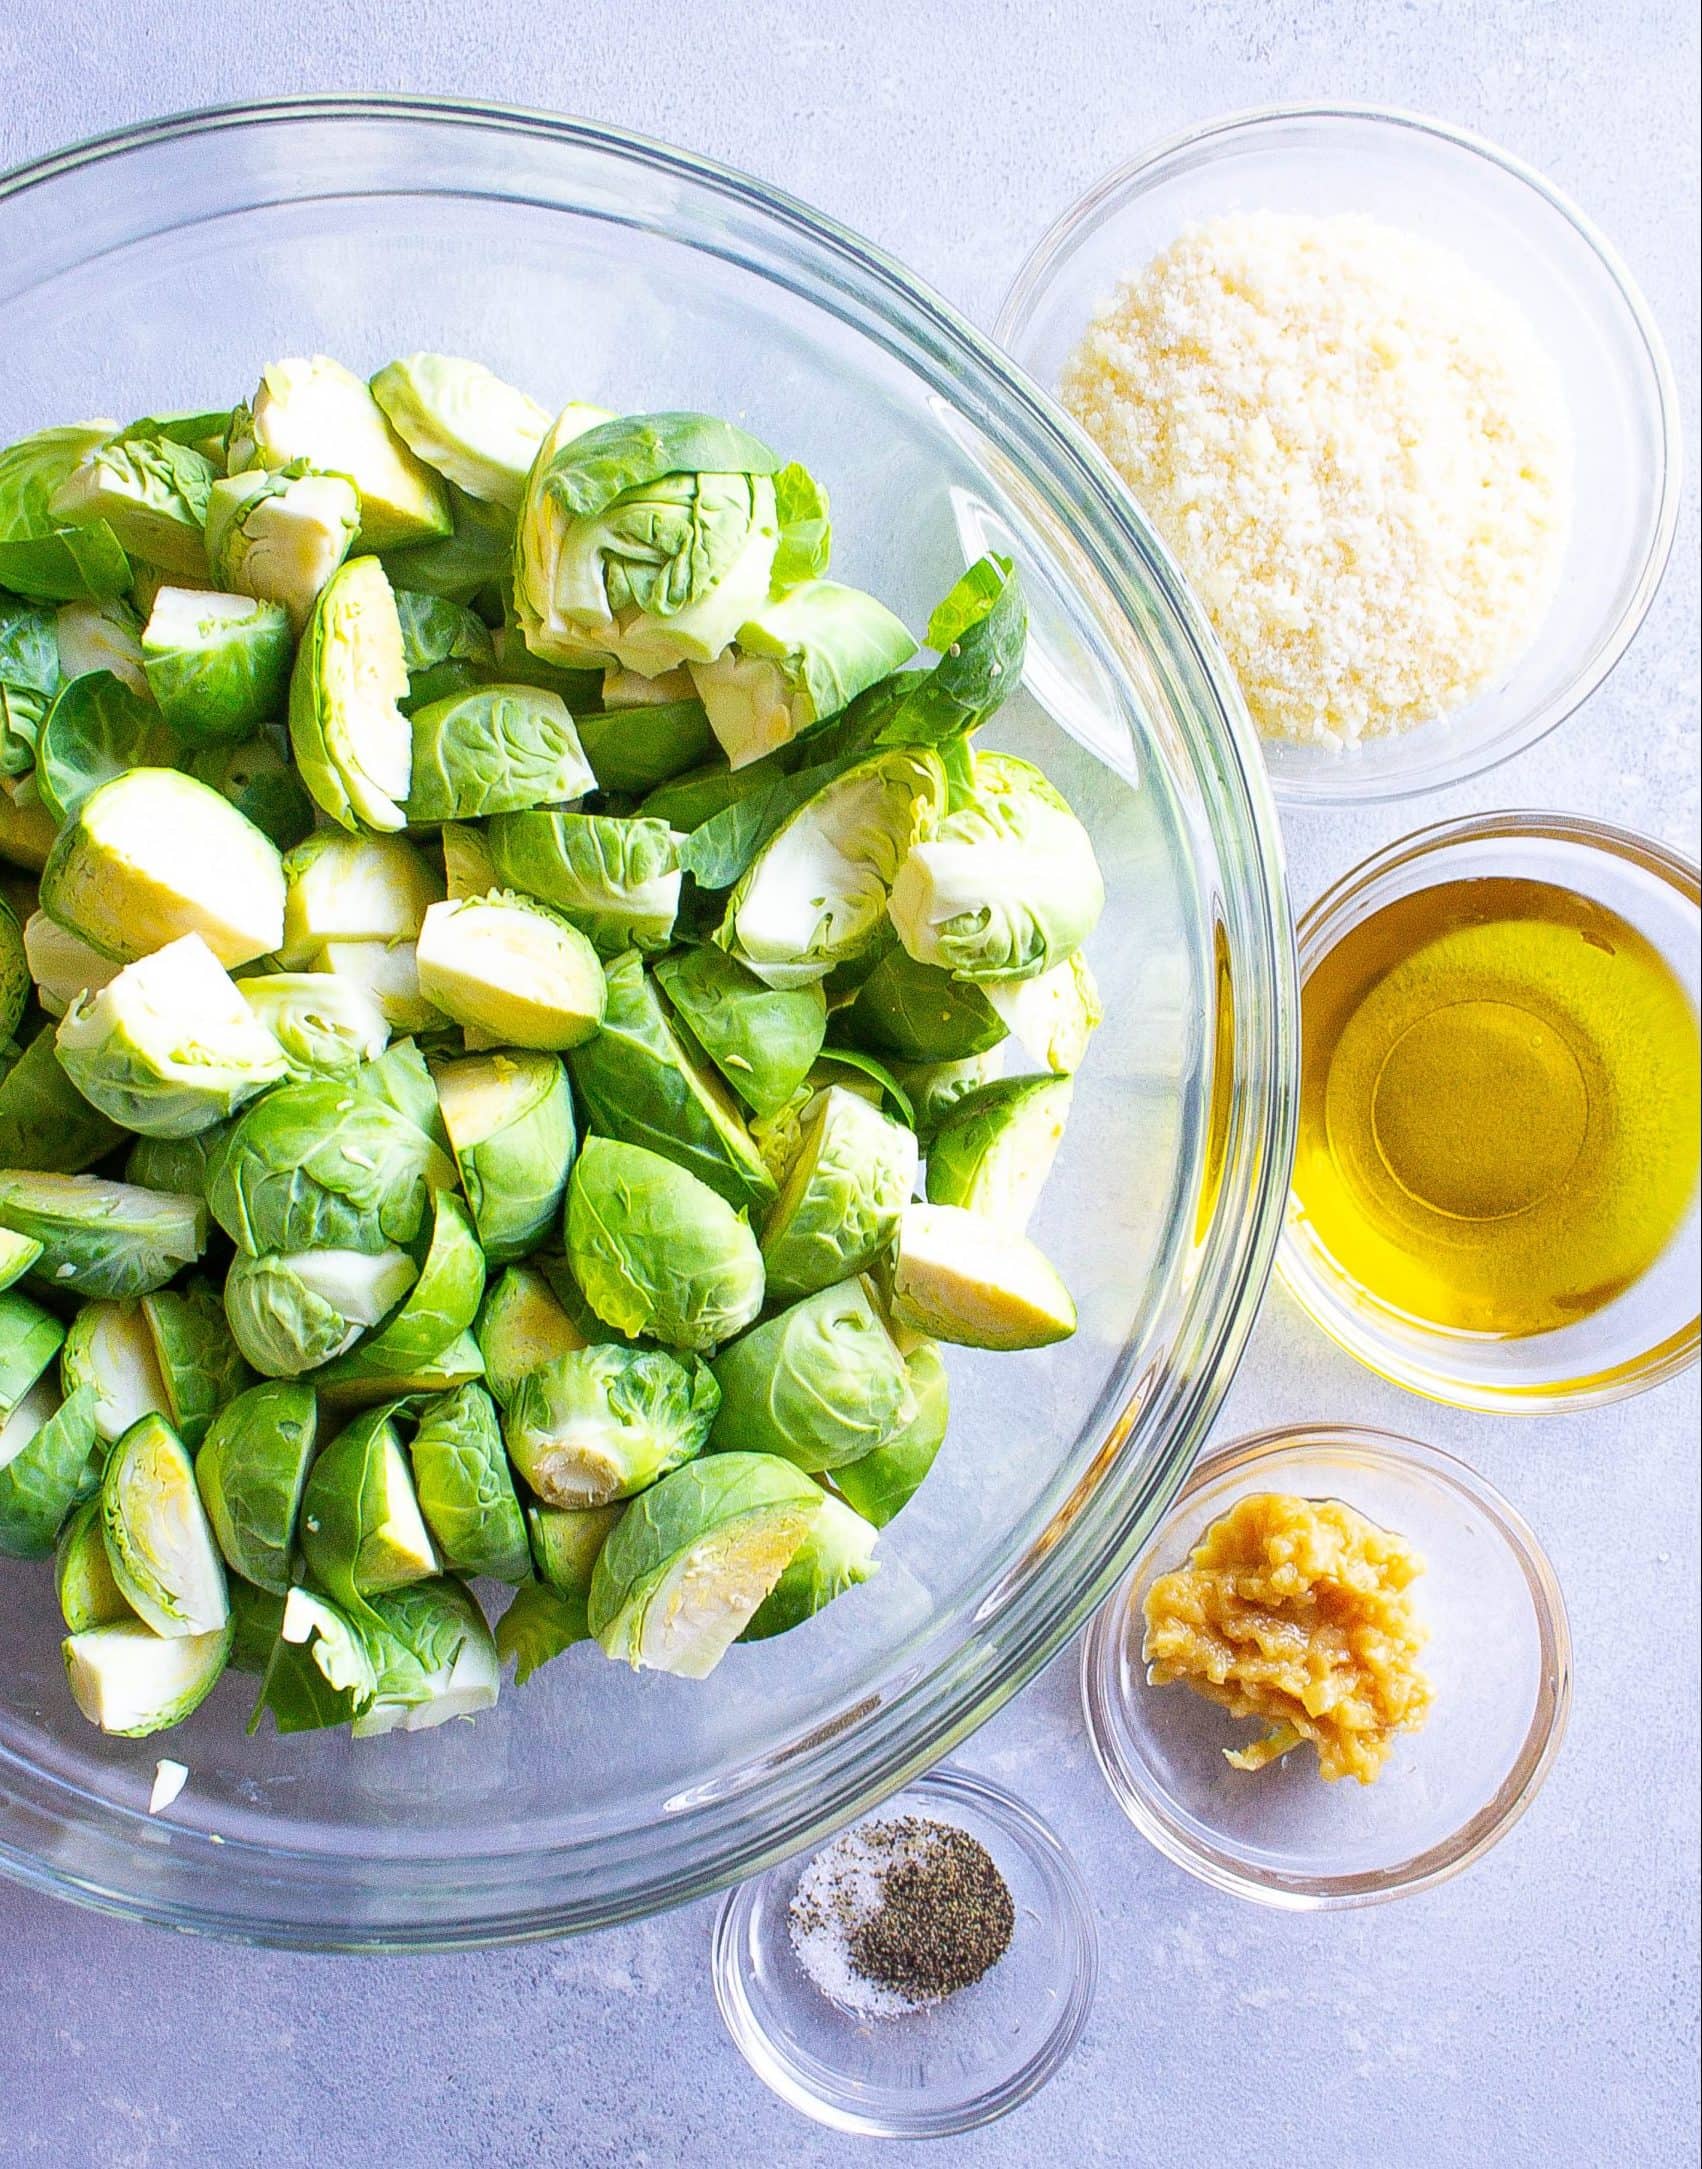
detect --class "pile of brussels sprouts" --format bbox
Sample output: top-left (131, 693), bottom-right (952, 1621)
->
top-left (0, 355), bottom-right (1104, 1743)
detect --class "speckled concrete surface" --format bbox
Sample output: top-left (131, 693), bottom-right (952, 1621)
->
top-left (1, 5), bottom-right (1696, 2164)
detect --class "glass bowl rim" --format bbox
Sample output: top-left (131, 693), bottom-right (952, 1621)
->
top-left (992, 99), bottom-right (1685, 810)
top-left (0, 94), bottom-right (1299, 1950)
top-left (1276, 808), bottom-right (1701, 1411)
top-left (1079, 1421), bottom-right (1573, 1909)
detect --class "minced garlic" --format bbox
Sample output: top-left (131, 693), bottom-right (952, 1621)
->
top-left (1061, 212), bottom-right (1572, 749)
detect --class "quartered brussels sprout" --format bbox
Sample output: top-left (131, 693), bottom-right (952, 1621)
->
top-left (0, 1226), bottom-right (44, 1291)
top-left (406, 1380), bottom-right (530, 1583)
top-left (566, 1137), bottom-right (765, 1353)
top-left (298, 1402), bottom-right (438, 1626)
top-left (236, 356), bottom-right (452, 550)
top-left (0, 423), bottom-right (132, 602)
top-left (140, 587), bottom-right (293, 743)
top-left (239, 971), bottom-right (391, 1077)
top-left (195, 1378), bottom-right (317, 1592)
top-left (316, 1189), bottom-right (485, 1390)
top-left (925, 1074), bottom-right (1073, 1231)
top-left (394, 588), bottom-right (494, 712)
top-left (529, 1497), bottom-right (623, 1597)
top-left (60, 1295), bottom-right (168, 1446)
top-left (35, 669), bottom-right (178, 825)
top-left (49, 430), bottom-right (214, 579)
top-left (505, 1343), bottom-right (719, 1509)
top-left (404, 684), bottom-right (594, 824)
top-left (315, 1330), bottom-right (484, 1413)
top-left (251, 1584), bottom-right (376, 1735)
top-left (39, 765), bottom-right (287, 968)
top-left (440, 821), bottom-right (498, 901)
top-left (187, 727), bottom-right (316, 852)
top-left (487, 809), bottom-right (681, 956)
top-left (0, 1377), bottom-right (99, 1560)
top-left (224, 1244), bottom-right (417, 1377)
top-left (64, 1617), bottom-right (232, 1736)
top-left (55, 596), bottom-right (148, 693)
top-left (141, 1280), bottom-right (254, 1451)
top-left (100, 1412), bottom-right (229, 1635)
top-left (352, 1575), bottom-right (499, 1736)
top-left (476, 1263), bottom-right (587, 1407)
top-left (288, 555), bottom-right (413, 832)
top-left (566, 950), bottom-right (774, 1216)
top-left (279, 827), bottom-right (443, 968)
top-left (0, 1172), bottom-right (207, 1299)
top-left (710, 1276), bottom-right (913, 1472)
top-left (889, 1050), bottom-right (1003, 1144)
top-left (760, 1085), bottom-right (918, 1302)
top-left (204, 464), bottom-right (360, 631)
top-left (55, 934), bottom-right (289, 1137)
top-left (0, 1024), bottom-right (127, 1173)
top-left (55, 1492), bottom-right (133, 1631)
top-left (832, 1339), bottom-right (950, 1528)
top-left (653, 946), bottom-right (826, 1119)
top-left (587, 1450), bottom-right (822, 1678)
top-left (575, 695), bottom-right (715, 796)
top-left (717, 747), bottom-right (945, 989)
top-left (691, 580), bottom-right (917, 770)
top-left (435, 1049), bottom-right (574, 1265)
top-left (741, 1490), bottom-right (879, 1641)
top-left (370, 354), bottom-right (551, 511)
top-left (983, 950), bottom-right (1102, 1075)
top-left (23, 909), bottom-right (121, 1017)
top-left (888, 1202), bottom-right (1076, 1350)
top-left (415, 891), bottom-right (607, 1050)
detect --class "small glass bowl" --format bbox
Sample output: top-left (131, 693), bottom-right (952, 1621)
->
top-left (711, 1767), bottom-right (1097, 2137)
top-left (1080, 1426), bottom-right (1571, 1909)
top-left (996, 104), bottom-right (1682, 806)
top-left (1278, 812), bottom-right (1700, 1411)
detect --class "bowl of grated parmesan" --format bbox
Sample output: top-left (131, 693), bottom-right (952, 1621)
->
top-left (998, 105), bottom-right (1681, 805)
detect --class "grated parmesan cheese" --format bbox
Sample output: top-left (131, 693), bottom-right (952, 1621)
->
top-left (1061, 211), bottom-right (1573, 749)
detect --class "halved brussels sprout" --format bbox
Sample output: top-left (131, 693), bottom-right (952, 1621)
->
top-left (710, 1276), bottom-right (913, 1472)
top-left (60, 1297), bottom-right (169, 1445)
top-left (0, 1172), bottom-right (206, 1298)
top-left (394, 588), bottom-right (494, 712)
top-left (224, 1244), bottom-right (418, 1377)
top-left (690, 580), bottom-right (917, 770)
top-left (717, 747), bottom-right (945, 989)
top-left (352, 1575), bottom-right (500, 1736)
top-left (888, 1202), bottom-right (1076, 1350)
top-left (55, 596), bottom-right (148, 693)
top-left (476, 1263), bottom-right (587, 1407)
top-left (653, 947), bottom-right (826, 1119)
top-left (237, 356), bottom-right (452, 550)
top-left (298, 1402), bottom-right (438, 1626)
top-left (194, 1378), bottom-right (317, 1592)
top-left (487, 810), bottom-right (681, 956)
top-left (566, 1137), bottom-right (765, 1353)
top-left (140, 587), bottom-right (293, 744)
top-left (56, 1491), bottom-right (133, 1631)
top-left (983, 951), bottom-right (1102, 1075)
top-left (415, 891), bottom-right (606, 1050)
top-left (832, 1339), bottom-right (951, 1527)
top-left (0, 1377), bottom-right (99, 1559)
top-left (204, 464), bottom-right (360, 631)
top-left (760, 1085), bottom-right (918, 1302)
top-left (35, 670), bottom-right (179, 825)
top-left (288, 555), bottom-right (412, 832)
top-left (39, 765), bottom-right (286, 968)
top-left (315, 1189), bottom-right (485, 1389)
top-left (49, 432), bottom-right (214, 578)
top-left (406, 1380), bottom-right (530, 1582)
top-left (64, 1617), bottom-right (232, 1736)
top-left (23, 909), bottom-right (121, 1017)
top-left (55, 933), bottom-right (289, 1137)
top-left (0, 423), bottom-right (132, 602)
top-left (100, 1412), bottom-right (229, 1635)
top-left (435, 1049), bottom-right (575, 1265)
top-left (575, 696), bottom-right (715, 796)
top-left (924, 1075), bottom-right (1073, 1231)
top-left (141, 1279), bottom-right (254, 1451)
top-left (587, 1450), bottom-right (822, 1678)
top-left (371, 354), bottom-right (550, 511)
top-left (405, 685), bottom-right (594, 825)
top-left (250, 1585), bottom-right (376, 1735)
top-left (741, 1490), bottom-right (879, 1640)
top-left (0, 1024), bottom-right (127, 1172)
top-left (187, 727), bottom-right (316, 851)
top-left (238, 971), bottom-right (391, 1077)
top-left (845, 941), bottom-right (1006, 1062)
top-left (505, 1343), bottom-right (719, 1508)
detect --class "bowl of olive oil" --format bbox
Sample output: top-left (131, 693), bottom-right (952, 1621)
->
top-left (1281, 813), bottom-right (1700, 1411)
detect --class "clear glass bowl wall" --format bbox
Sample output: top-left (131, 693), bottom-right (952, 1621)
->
top-left (0, 100), bottom-right (1295, 1948)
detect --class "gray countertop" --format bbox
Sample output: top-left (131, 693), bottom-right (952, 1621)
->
top-left (1, 4), bottom-right (1696, 2163)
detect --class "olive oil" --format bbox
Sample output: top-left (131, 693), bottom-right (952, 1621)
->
top-left (1294, 877), bottom-right (1700, 1337)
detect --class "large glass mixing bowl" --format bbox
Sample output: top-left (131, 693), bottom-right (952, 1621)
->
top-left (0, 99), bottom-right (1296, 1949)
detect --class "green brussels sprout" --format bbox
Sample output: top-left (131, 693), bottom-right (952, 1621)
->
top-left (832, 1339), bottom-right (951, 1527)
top-left (716, 747), bottom-right (945, 989)
top-left (393, 587), bottom-right (494, 713)
top-left (496, 1579), bottom-right (590, 1683)
top-left (55, 933), bottom-right (289, 1137)
top-left (250, 1584), bottom-right (376, 1734)
top-left (55, 1491), bottom-right (134, 1631)
top-left (435, 1049), bottom-right (575, 1265)
top-left (123, 1122), bottom-right (228, 1200)
top-left (313, 1330), bottom-right (484, 1413)
top-left (2, 593), bottom-right (64, 765)
top-left (709, 1276), bottom-right (913, 1472)
top-left (356, 1036), bottom-right (451, 1147)
top-left (476, 1263), bottom-right (587, 1407)
top-left (378, 480), bottom-right (515, 606)
top-left (100, 1412), bottom-right (229, 1635)
top-left (486, 809), bottom-right (680, 956)
top-left (117, 408), bottom-right (232, 464)
top-left (566, 1137), bottom-right (765, 1352)
top-left (653, 946), bottom-right (827, 1119)
top-left (889, 1050), bottom-right (1003, 1145)
top-left (194, 1378), bottom-right (317, 1592)
top-left (226, 1577), bottom-right (288, 1674)
top-left (223, 1245), bottom-right (417, 1377)
top-left (404, 684), bottom-right (594, 824)
top-left (0, 423), bottom-right (132, 602)
top-left (0, 896), bottom-right (27, 1044)
top-left (566, 950), bottom-right (774, 1216)
top-left (504, 1343), bottom-right (719, 1508)
top-left (23, 909), bottom-right (122, 1017)
top-left (186, 727), bottom-right (316, 851)
top-left (315, 1189), bottom-right (485, 1388)
top-left (528, 1497), bottom-right (623, 1596)
top-left (924, 1075), bottom-right (1073, 1231)
top-left (235, 356), bottom-right (451, 551)
top-left (768, 460), bottom-right (832, 591)
top-left (0, 1226), bottom-right (43, 1290)
top-left (238, 970), bottom-right (391, 1077)
top-left (288, 555), bottom-right (412, 833)
top-left (0, 1377), bottom-right (100, 1559)
top-left (759, 1085), bottom-right (919, 1302)
top-left (575, 696), bottom-right (715, 795)
top-left (0, 1285), bottom-right (67, 1413)
top-left (0, 1172), bottom-right (206, 1298)
top-left (406, 1380), bottom-right (530, 1583)
top-left (888, 1202), bottom-right (1076, 1350)
top-left (0, 773), bottom-right (61, 872)
top-left (297, 1402), bottom-right (438, 1628)
top-left (55, 596), bottom-right (148, 693)
top-left (141, 1279), bottom-right (254, 1451)
top-left (514, 408), bottom-right (782, 675)
top-left (0, 1024), bottom-right (127, 1172)
top-left (691, 580), bottom-right (917, 770)
top-left (312, 939), bottom-right (445, 1036)
top-left (637, 759), bottom-right (745, 834)
top-left (203, 463), bottom-right (360, 631)
top-left (139, 587), bottom-right (293, 744)
top-left (35, 669), bottom-right (178, 825)
top-left (587, 1450), bottom-right (822, 1678)
top-left (48, 431), bottom-right (214, 579)
top-left (207, 1074), bottom-right (452, 1254)
top-left (440, 821), bottom-right (498, 901)
top-left (352, 1574), bottom-right (500, 1736)
top-left (64, 1617), bottom-right (232, 1736)
top-left (983, 950), bottom-right (1102, 1075)
top-left (370, 354), bottom-right (551, 511)
top-left (741, 1490), bottom-right (879, 1640)
top-left (845, 941), bottom-right (1006, 1062)
top-left (60, 1297), bottom-right (168, 1445)
top-left (415, 891), bottom-right (606, 1050)
top-left (39, 765), bottom-right (287, 968)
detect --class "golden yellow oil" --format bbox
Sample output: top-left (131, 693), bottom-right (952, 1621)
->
top-left (1294, 876), bottom-right (1700, 1338)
